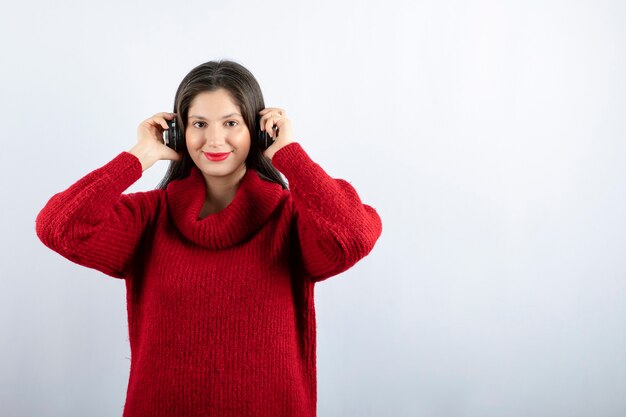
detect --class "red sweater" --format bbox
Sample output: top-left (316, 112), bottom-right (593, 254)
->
top-left (36, 142), bottom-right (382, 417)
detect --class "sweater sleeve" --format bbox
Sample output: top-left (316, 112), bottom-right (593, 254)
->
top-left (270, 142), bottom-right (383, 283)
top-left (35, 152), bottom-right (159, 279)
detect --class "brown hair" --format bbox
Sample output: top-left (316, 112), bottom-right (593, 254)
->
top-left (157, 60), bottom-right (288, 189)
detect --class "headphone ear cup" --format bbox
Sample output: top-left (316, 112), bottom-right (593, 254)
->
top-left (175, 124), bottom-right (183, 151)
top-left (258, 129), bottom-right (266, 150)
top-left (256, 113), bottom-right (277, 150)
top-left (164, 118), bottom-right (183, 151)
top-left (256, 115), bottom-right (271, 150)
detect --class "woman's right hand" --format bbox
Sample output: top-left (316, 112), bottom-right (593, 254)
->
top-left (129, 112), bottom-right (182, 172)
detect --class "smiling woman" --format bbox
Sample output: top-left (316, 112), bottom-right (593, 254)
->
top-left (156, 60), bottom-right (289, 192)
top-left (184, 89), bottom-right (252, 209)
top-left (34, 59), bottom-right (383, 417)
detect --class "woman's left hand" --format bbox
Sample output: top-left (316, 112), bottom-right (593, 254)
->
top-left (258, 107), bottom-right (295, 160)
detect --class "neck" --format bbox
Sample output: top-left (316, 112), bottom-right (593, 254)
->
top-left (199, 164), bottom-right (247, 216)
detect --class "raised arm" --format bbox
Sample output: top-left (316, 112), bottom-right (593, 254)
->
top-left (35, 153), bottom-right (161, 278)
top-left (270, 142), bottom-right (383, 283)
top-left (36, 112), bottom-right (181, 278)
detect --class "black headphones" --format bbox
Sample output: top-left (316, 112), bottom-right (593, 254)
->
top-left (164, 117), bottom-right (276, 152)
top-left (163, 118), bottom-right (183, 151)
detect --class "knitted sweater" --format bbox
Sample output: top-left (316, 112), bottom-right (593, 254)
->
top-left (36, 142), bottom-right (382, 417)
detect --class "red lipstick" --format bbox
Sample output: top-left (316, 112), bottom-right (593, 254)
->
top-left (204, 152), bottom-right (230, 161)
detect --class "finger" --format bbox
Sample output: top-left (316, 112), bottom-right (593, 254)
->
top-left (264, 117), bottom-right (276, 137)
top-left (158, 117), bottom-right (170, 131)
top-left (152, 112), bottom-right (173, 121)
top-left (145, 117), bottom-right (168, 132)
top-left (260, 114), bottom-right (272, 132)
top-left (274, 117), bottom-right (287, 128)
top-left (143, 115), bottom-right (168, 131)
top-left (149, 114), bottom-right (171, 131)
top-left (273, 118), bottom-right (287, 135)
top-left (269, 118), bottom-right (283, 138)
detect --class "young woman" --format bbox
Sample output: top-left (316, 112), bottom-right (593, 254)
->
top-left (36, 60), bottom-right (382, 417)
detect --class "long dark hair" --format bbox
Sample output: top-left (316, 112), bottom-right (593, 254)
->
top-left (157, 60), bottom-right (288, 190)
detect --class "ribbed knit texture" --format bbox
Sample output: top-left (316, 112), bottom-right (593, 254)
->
top-left (36, 142), bottom-right (382, 417)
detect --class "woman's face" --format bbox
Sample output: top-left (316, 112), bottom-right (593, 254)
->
top-left (185, 88), bottom-right (251, 180)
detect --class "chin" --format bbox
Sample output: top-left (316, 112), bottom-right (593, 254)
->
top-left (197, 160), bottom-right (247, 178)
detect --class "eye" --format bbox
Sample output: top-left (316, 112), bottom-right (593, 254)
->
top-left (192, 121), bottom-right (206, 128)
top-left (226, 121), bottom-right (238, 127)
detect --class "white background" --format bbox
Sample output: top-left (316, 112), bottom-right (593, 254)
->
top-left (1, 0), bottom-right (625, 416)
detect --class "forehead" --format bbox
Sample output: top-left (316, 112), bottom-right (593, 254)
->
top-left (189, 89), bottom-right (240, 112)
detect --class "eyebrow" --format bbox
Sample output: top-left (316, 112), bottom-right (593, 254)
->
top-left (189, 113), bottom-right (242, 120)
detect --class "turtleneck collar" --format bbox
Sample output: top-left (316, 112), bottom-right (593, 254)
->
top-left (166, 166), bottom-right (284, 250)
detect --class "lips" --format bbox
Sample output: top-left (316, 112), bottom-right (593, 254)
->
top-left (204, 152), bottom-right (230, 161)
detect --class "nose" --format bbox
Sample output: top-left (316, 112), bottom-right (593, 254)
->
top-left (204, 125), bottom-right (226, 147)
